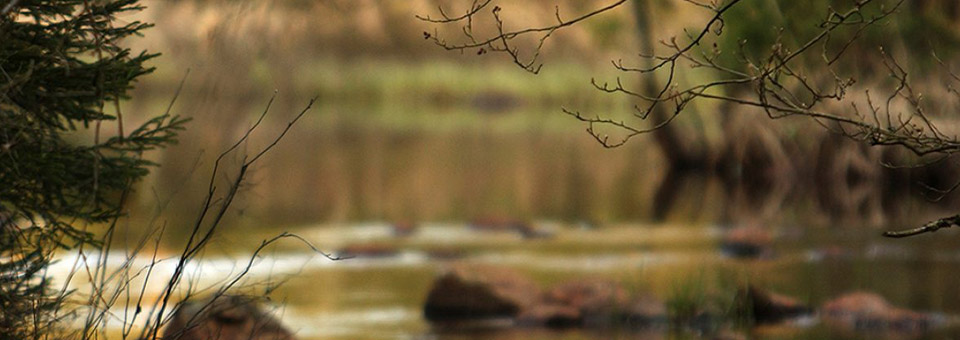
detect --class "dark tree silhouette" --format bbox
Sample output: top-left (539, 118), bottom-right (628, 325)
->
top-left (1, 1), bottom-right (189, 337)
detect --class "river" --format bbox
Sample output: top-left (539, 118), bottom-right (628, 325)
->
top-left (51, 218), bottom-right (960, 340)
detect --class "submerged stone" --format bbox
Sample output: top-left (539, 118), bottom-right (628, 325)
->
top-left (423, 264), bottom-right (541, 322)
top-left (821, 292), bottom-right (937, 336)
top-left (739, 285), bottom-right (813, 324)
top-left (423, 266), bottom-right (667, 330)
top-left (335, 243), bottom-right (399, 258)
top-left (721, 226), bottom-right (774, 259)
top-left (163, 295), bottom-right (296, 340)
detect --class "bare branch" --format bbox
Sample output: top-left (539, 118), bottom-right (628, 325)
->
top-left (423, 0), bottom-right (960, 237)
top-left (420, 0), bottom-right (627, 73)
top-left (884, 214), bottom-right (960, 238)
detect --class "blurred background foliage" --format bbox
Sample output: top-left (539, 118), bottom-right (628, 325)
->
top-left (717, 0), bottom-right (960, 84)
top-left (107, 0), bottom-right (960, 235)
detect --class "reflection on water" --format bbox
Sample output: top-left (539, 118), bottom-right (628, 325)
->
top-left (282, 223), bottom-right (960, 340)
top-left (54, 222), bottom-right (960, 340)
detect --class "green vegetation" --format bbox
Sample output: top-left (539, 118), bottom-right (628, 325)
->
top-left (0, 1), bottom-right (185, 338)
top-left (720, 0), bottom-right (960, 72)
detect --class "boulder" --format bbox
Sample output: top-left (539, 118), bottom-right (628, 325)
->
top-left (516, 304), bottom-right (582, 328)
top-left (524, 280), bottom-right (666, 329)
top-left (335, 243), bottom-right (398, 259)
top-left (721, 226), bottom-right (773, 259)
top-left (546, 279), bottom-right (630, 313)
top-left (821, 292), bottom-right (935, 334)
top-left (468, 217), bottom-right (554, 240)
top-left (391, 221), bottom-right (417, 237)
top-left (739, 285), bottom-right (812, 323)
top-left (163, 295), bottom-right (295, 340)
top-left (423, 267), bottom-right (667, 330)
top-left (468, 217), bottom-right (528, 233)
top-left (513, 279), bottom-right (629, 328)
top-left (425, 247), bottom-right (466, 260)
top-left (516, 225), bottom-right (555, 240)
top-left (423, 265), bottom-right (541, 322)
top-left (618, 296), bottom-right (668, 328)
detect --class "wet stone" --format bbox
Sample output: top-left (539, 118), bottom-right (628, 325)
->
top-left (821, 292), bottom-right (936, 336)
top-left (740, 285), bottom-right (813, 324)
top-left (163, 295), bottom-right (296, 340)
top-left (423, 265), bottom-right (541, 322)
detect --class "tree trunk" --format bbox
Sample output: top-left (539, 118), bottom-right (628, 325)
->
top-left (630, 0), bottom-right (702, 169)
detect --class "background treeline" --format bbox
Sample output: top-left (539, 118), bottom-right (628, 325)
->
top-left (118, 0), bottom-right (960, 229)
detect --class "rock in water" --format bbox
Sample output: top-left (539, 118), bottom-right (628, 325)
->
top-left (547, 279), bottom-right (629, 326)
top-left (821, 292), bottom-right (935, 335)
top-left (423, 265), bottom-right (541, 322)
top-left (739, 285), bottom-right (812, 324)
top-left (519, 279), bottom-right (666, 329)
top-left (423, 265), bottom-right (668, 330)
top-left (515, 279), bottom-right (630, 328)
top-left (721, 226), bottom-right (774, 259)
top-left (163, 295), bottom-right (295, 340)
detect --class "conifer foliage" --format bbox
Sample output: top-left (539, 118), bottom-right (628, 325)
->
top-left (1, 1), bottom-right (184, 338)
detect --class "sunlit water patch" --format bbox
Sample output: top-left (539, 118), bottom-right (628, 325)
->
top-left (45, 223), bottom-right (960, 340)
